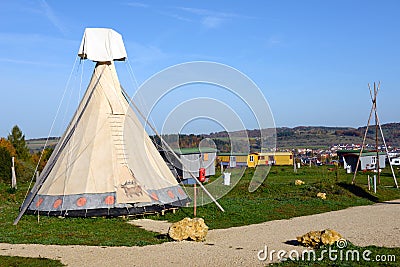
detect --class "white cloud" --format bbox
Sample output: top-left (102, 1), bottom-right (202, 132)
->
top-left (126, 2), bottom-right (149, 8)
top-left (267, 36), bottom-right (282, 46)
top-left (0, 57), bottom-right (66, 67)
top-left (125, 41), bottom-right (170, 65)
top-left (39, 0), bottom-right (68, 35)
top-left (158, 11), bottom-right (193, 23)
top-left (175, 6), bottom-right (250, 29)
top-left (202, 16), bottom-right (226, 29)
top-left (177, 7), bottom-right (235, 18)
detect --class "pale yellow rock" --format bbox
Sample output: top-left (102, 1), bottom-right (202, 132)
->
top-left (295, 179), bottom-right (305, 185)
top-left (168, 217), bottom-right (208, 242)
top-left (317, 192), bottom-right (326, 199)
top-left (297, 229), bottom-right (343, 248)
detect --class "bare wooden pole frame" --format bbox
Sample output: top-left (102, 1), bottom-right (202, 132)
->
top-left (352, 82), bottom-right (398, 188)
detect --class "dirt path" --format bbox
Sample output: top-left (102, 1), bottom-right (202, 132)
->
top-left (1, 200), bottom-right (399, 266)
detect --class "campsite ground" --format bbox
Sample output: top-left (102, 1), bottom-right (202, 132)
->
top-left (1, 200), bottom-right (399, 266)
top-left (0, 166), bottom-right (399, 266)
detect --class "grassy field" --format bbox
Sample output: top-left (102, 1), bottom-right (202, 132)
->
top-left (0, 255), bottom-right (64, 266)
top-left (0, 183), bottom-right (168, 247)
top-left (152, 165), bottom-right (400, 229)
top-left (1, 166), bottom-right (399, 244)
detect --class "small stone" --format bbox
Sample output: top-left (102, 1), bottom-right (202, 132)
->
top-left (295, 179), bottom-right (305, 185)
top-left (297, 229), bottom-right (343, 248)
top-left (317, 192), bottom-right (326, 199)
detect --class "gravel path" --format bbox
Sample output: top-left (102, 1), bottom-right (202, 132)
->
top-left (1, 200), bottom-right (399, 266)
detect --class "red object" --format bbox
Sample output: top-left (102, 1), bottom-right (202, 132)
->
top-left (199, 168), bottom-right (206, 182)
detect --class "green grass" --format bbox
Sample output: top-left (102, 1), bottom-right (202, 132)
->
top-left (0, 166), bottom-right (399, 266)
top-left (0, 165), bottom-right (399, 245)
top-left (150, 165), bottom-right (400, 229)
top-left (0, 183), bottom-right (169, 247)
top-left (270, 242), bottom-right (399, 266)
top-left (0, 255), bottom-right (64, 266)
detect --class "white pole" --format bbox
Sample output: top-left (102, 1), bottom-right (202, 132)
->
top-left (293, 154), bottom-right (297, 173)
top-left (11, 157), bottom-right (17, 189)
top-left (373, 175), bottom-right (377, 193)
top-left (375, 112), bottom-right (398, 188)
top-left (367, 175), bottom-right (370, 191)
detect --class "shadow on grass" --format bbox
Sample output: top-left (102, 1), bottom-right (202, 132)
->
top-left (337, 182), bottom-right (379, 202)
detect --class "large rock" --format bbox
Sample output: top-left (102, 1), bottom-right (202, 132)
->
top-left (168, 217), bottom-right (208, 242)
top-left (297, 229), bottom-right (343, 248)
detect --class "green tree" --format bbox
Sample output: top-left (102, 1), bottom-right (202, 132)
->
top-left (0, 146), bottom-right (12, 183)
top-left (32, 147), bottom-right (54, 172)
top-left (7, 125), bottom-right (30, 160)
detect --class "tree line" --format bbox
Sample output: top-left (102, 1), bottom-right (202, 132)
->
top-left (0, 125), bottom-right (53, 185)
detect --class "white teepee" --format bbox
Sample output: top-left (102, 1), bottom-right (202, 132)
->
top-left (14, 28), bottom-right (188, 224)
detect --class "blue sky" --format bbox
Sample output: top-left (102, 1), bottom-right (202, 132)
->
top-left (1, 0), bottom-right (399, 138)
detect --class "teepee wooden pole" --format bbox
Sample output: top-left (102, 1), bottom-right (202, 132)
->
top-left (373, 83), bottom-right (380, 184)
top-left (352, 103), bottom-right (373, 184)
top-left (375, 104), bottom-right (399, 188)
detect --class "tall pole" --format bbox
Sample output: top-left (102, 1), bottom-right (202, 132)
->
top-left (374, 83), bottom-right (380, 184)
top-left (352, 104), bottom-right (373, 184)
top-left (193, 183), bottom-right (197, 217)
top-left (11, 157), bottom-right (17, 189)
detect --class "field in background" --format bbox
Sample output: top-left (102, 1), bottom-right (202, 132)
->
top-left (26, 138), bottom-right (59, 153)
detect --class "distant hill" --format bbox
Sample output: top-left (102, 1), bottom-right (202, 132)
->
top-left (26, 123), bottom-right (400, 152)
top-left (274, 123), bottom-right (400, 148)
top-left (26, 137), bottom-right (59, 153)
top-left (205, 123), bottom-right (400, 149)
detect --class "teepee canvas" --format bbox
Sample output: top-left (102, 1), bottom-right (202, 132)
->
top-left (14, 28), bottom-right (188, 224)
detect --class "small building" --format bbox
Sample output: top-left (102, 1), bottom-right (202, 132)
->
top-left (270, 152), bottom-right (294, 165)
top-left (390, 157), bottom-right (400, 166)
top-left (247, 152), bottom-right (260, 167)
top-left (337, 150), bottom-right (361, 166)
top-left (342, 151), bottom-right (386, 172)
top-left (160, 148), bottom-right (217, 184)
top-left (247, 152), bottom-right (294, 167)
top-left (217, 153), bottom-right (248, 168)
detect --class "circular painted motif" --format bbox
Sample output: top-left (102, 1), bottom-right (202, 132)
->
top-left (177, 187), bottom-right (185, 196)
top-left (104, 195), bottom-right (115, 205)
top-left (76, 197), bottom-right (87, 207)
top-left (151, 192), bottom-right (159, 201)
top-left (36, 198), bottom-right (44, 207)
top-left (167, 190), bottom-right (175, 199)
top-left (53, 199), bottom-right (62, 209)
